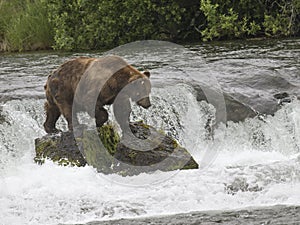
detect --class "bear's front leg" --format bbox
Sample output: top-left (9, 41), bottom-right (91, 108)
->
top-left (95, 107), bottom-right (108, 127)
top-left (44, 101), bottom-right (61, 133)
top-left (113, 97), bottom-right (131, 135)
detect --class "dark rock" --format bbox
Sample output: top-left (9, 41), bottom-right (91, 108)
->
top-left (193, 85), bottom-right (257, 122)
top-left (82, 205), bottom-right (300, 225)
top-left (34, 122), bottom-right (198, 175)
top-left (273, 92), bottom-right (293, 106)
top-left (192, 72), bottom-right (300, 122)
top-left (230, 92), bottom-right (281, 116)
top-left (223, 93), bottom-right (258, 122)
top-left (34, 131), bottom-right (86, 166)
top-left (113, 122), bottom-right (198, 175)
top-left (76, 125), bottom-right (119, 174)
top-left (228, 74), bottom-right (300, 115)
top-left (274, 92), bottom-right (289, 99)
top-left (224, 177), bottom-right (263, 195)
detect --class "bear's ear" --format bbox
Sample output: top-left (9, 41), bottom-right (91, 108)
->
top-left (143, 71), bottom-right (150, 78)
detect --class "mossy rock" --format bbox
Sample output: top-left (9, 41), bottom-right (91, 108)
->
top-left (34, 131), bottom-right (86, 167)
top-left (34, 122), bottom-right (198, 175)
top-left (113, 122), bottom-right (198, 175)
top-left (76, 125), bottom-right (120, 174)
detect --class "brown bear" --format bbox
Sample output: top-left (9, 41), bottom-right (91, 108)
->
top-left (43, 55), bottom-right (151, 133)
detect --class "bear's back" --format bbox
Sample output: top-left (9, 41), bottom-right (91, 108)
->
top-left (72, 56), bottom-right (130, 112)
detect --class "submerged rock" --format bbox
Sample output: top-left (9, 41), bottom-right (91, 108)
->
top-left (34, 122), bottom-right (198, 175)
top-left (193, 85), bottom-right (257, 122)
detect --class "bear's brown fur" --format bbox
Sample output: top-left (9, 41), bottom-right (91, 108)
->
top-left (43, 56), bottom-right (151, 133)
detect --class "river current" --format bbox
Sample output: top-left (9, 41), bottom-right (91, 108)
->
top-left (0, 39), bottom-right (300, 224)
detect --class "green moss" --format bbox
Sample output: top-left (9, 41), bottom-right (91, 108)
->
top-left (128, 151), bottom-right (137, 160)
top-left (35, 135), bottom-right (86, 167)
top-left (172, 139), bottom-right (178, 149)
top-left (181, 159), bottom-right (199, 170)
top-left (35, 140), bottom-right (56, 156)
top-left (79, 125), bottom-right (120, 174)
top-left (34, 139), bottom-right (57, 165)
top-left (137, 121), bottom-right (150, 129)
top-left (97, 124), bottom-right (120, 155)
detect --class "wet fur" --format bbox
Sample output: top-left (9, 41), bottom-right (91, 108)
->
top-left (43, 56), bottom-right (151, 133)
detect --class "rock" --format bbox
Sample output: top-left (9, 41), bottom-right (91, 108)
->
top-left (34, 132), bottom-right (86, 166)
top-left (76, 125), bottom-right (120, 174)
top-left (192, 79), bottom-right (299, 123)
top-left (34, 122), bottom-right (198, 175)
top-left (113, 122), bottom-right (198, 175)
top-left (273, 92), bottom-right (292, 105)
top-left (273, 92), bottom-right (289, 99)
top-left (222, 93), bottom-right (258, 122)
top-left (224, 177), bottom-right (263, 195)
top-left (193, 84), bottom-right (258, 122)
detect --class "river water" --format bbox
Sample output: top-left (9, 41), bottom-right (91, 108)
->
top-left (0, 39), bottom-right (300, 224)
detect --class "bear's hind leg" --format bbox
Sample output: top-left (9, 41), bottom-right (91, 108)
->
top-left (95, 107), bottom-right (108, 127)
top-left (44, 101), bottom-right (61, 133)
top-left (60, 104), bottom-right (78, 132)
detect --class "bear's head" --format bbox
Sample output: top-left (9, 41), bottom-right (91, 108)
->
top-left (128, 71), bottom-right (151, 109)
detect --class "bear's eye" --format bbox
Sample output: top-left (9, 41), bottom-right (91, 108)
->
top-left (141, 81), bottom-right (145, 85)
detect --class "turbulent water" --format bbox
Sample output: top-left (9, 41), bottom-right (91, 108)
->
top-left (0, 39), bottom-right (300, 225)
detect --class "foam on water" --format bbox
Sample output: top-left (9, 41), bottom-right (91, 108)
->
top-left (0, 85), bottom-right (300, 225)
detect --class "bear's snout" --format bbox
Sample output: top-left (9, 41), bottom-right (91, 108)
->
top-left (137, 97), bottom-right (151, 109)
